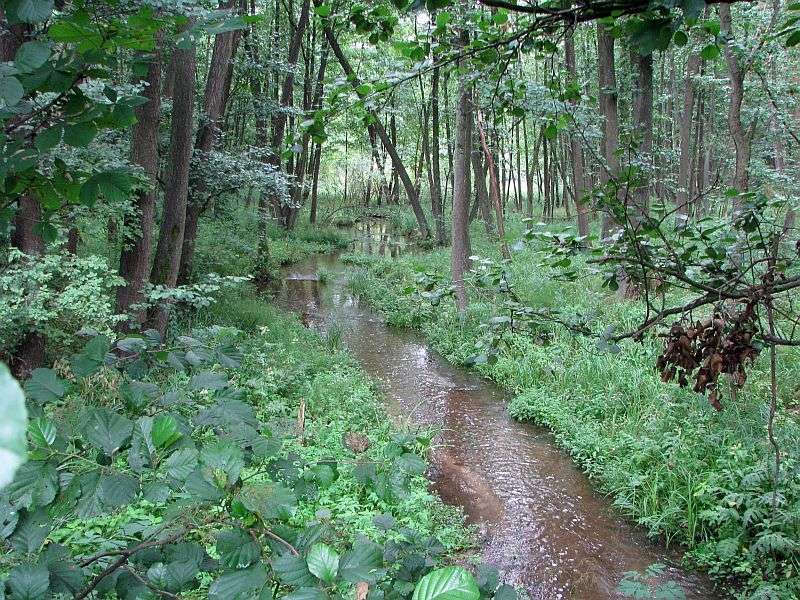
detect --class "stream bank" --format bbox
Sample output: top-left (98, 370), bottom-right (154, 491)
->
top-left (270, 220), bottom-right (714, 600)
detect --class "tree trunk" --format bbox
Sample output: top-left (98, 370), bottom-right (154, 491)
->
top-left (451, 62), bottom-right (472, 313)
top-left (676, 50), bottom-right (700, 222)
top-left (565, 26), bottom-right (589, 238)
top-left (318, 12), bottom-right (431, 238)
top-left (720, 3), bottom-right (751, 202)
top-left (117, 46), bottom-right (163, 328)
top-left (430, 67), bottom-right (445, 245)
top-left (631, 51), bottom-right (653, 223)
top-left (148, 33), bottom-right (197, 334)
top-left (179, 0), bottom-right (240, 284)
top-left (597, 23), bottom-right (621, 239)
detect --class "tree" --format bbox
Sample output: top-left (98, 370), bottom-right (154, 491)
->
top-left (149, 31), bottom-right (197, 334)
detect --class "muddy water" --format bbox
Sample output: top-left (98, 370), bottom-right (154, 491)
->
top-left (272, 221), bottom-right (714, 599)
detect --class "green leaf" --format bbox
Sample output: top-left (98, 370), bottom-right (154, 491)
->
top-left (120, 380), bottom-right (160, 410)
top-left (239, 482), bottom-right (297, 521)
top-left (216, 529), bottom-right (261, 569)
top-left (164, 447), bottom-right (198, 480)
top-left (79, 169), bottom-right (132, 205)
top-left (672, 30), bottom-right (688, 47)
top-left (99, 474), bottom-right (139, 509)
top-left (28, 417), bottom-right (56, 448)
top-left (314, 4), bottom-right (331, 16)
top-left (7, 563), bottom-right (50, 600)
top-left (397, 453), bottom-right (426, 475)
top-left (63, 122), bottom-right (97, 147)
top-left (6, 0), bottom-right (54, 23)
top-left (0, 364), bottom-right (27, 489)
top-left (151, 415), bottom-right (182, 449)
top-left (208, 564), bottom-right (268, 600)
top-left (493, 585), bottom-right (517, 600)
top-left (340, 537), bottom-right (383, 583)
top-left (272, 554), bottom-right (316, 587)
top-left (35, 125), bottom-right (63, 152)
top-left (70, 335), bottom-right (110, 378)
top-left (700, 44), bottom-right (720, 60)
top-left (40, 544), bottom-right (84, 595)
top-left (15, 41), bottom-right (50, 73)
top-left (189, 370), bottom-right (228, 391)
top-left (0, 76), bottom-right (25, 106)
top-left (412, 566), bottom-right (480, 600)
top-left (81, 407), bottom-right (134, 455)
top-left (200, 440), bottom-right (244, 485)
top-left (10, 509), bottom-right (50, 553)
top-left (6, 461), bottom-right (58, 509)
top-left (24, 368), bottom-right (66, 404)
top-left (307, 543), bottom-right (339, 584)
top-left (786, 29), bottom-right (800, 47)
top-left (283, 588), bottom-right (327, 600)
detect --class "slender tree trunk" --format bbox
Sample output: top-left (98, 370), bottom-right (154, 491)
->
top-left (179, 1), bottom-right (239, 283)
top-left (597, 23), bottom-right (621, 239)
top-left (631, 51), bottom-right (653, 222)
top-left (430, 67), bottom-right (445, 245)
top-left (149, 33), bottom-right (197, 334)
top-left (451, 60), bottom-right (472, 313)
top-left (677, 50), bottom-right (700, 222)
top-left (565, 26), bottom-right (589, 238)
top-left (117, 45), bottom-right (163, 328)
top-left (318, 13), bottom-right (431, 238)
top-left (476, 113), bottom-right (510, 259)
top-left (720, 3), bottom-right (751, 203)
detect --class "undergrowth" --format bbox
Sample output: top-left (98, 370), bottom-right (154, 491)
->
top-left (344, 217), bottom-right (800, 599)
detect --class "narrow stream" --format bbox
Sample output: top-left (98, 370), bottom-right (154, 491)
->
top-left (271, 221), bottom-right (714, 600)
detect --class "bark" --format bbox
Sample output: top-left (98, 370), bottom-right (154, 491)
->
top-left (148, 33), bottom-right (197, 334)
top-left (430, 67), bottom-right (445, 245)
top-left (318, 12), bottom-right (431, 238)
top-left (452, 64), bottom-right (472, 313)
top-left (676, 51), bottom-right (700, 222)
top-left (117, 46), bottom-right (163, 327)
top-left (179, 0), bottom-right (239, 283)
top-left (597, 23), bottom-right (621, 239)
top-left (720, 3), bottom-right (751, 201)
top-left (565, 26), bottom-right (589, 238)
top-left (476, 113), bottom-right (511, 259)
top-left (631, 51), bottom-right (653, 222)
top-left (471, 138), bottom-right (494, 236)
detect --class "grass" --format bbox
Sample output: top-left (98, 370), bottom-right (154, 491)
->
top-left (344, 214), bottom-right (800, 599)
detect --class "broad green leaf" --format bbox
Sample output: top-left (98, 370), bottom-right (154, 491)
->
top-left (6, 461), bottom-right (58, 509)
top-left (239, 482), bottom-right (297, 521)
top-left (120, 380), bottom-right (159, 410)
top-left (10, 509), bottom-right (50, 553)
top-left (307, 543), bottom-right (339, 584)
top-left (0, 364), bottom-right (27, 489)
top-left (79, 169), bottom-right (132, 205)
top-left (314, 4), bottom-right (331, 16)
top-left (273, 554), bottom-right (316, 587)
top-left (151, 414), bottom-right (182, 449)
top-left (63, 122), bottom-right (97, 147)
top-left (70, 335), bottom-right (110, 378)
top-left (189, 370), bottom-right (228, 391)
top-left (397, 452), bottom-right (426, 475)
top-left (164, 447), bottom-right (198, 480)
top-left (81, 407), bottom-right (134, 455)
top-left (99, 473), bottom-right (139, 509)
top-left (216, 528), bottom-right (261, 569)
top-left (40, 544), bottom-right (84, 595)
top-left (24, 368), bottom-right (66, 404)
top-left (200, 440), bottom-right (244, 485)
top-left (700, 44), bottom-right (720, 60)
top-left (340, 537), bottom-right (383, 583)
top-left (35, 125), bottom-right (63, 152)
top-left (163, 542), bottom-right (204, 591)
top-left (208, 564), bottom-right (268, 600)
top-left (412, 566), bottom-right (480, 600)
top-left (6, 0), bottom-right (54, 22)
top-left (15, 41), bottom-right (50, 73)
top-left (27, 418), bottom-right (57, 452)
top-left (7, 563), bottom-right (50, 600)
top-left (0, 75), bottom-right (25, 106)
top-left (493, 585), bottom-right (517, 600)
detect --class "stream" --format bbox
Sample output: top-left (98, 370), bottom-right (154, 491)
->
top-left (271, 220), bottom-right (714, 600)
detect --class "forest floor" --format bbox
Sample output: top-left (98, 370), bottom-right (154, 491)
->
top-left (342, 212), bottom-right (800, 599)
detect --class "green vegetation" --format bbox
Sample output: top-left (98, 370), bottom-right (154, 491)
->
top-left (345, 217), bottom-right (800, 598)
